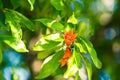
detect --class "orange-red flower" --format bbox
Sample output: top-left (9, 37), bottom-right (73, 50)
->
top-left (59, 30), bottom-right (77, 67)
top-left (59, 48), bottom-right (71, 67)
top-left (63, 30), bottom-right (77, 46)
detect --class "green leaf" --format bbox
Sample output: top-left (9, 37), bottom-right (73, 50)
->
top-left (0, 43), bottom-right (2, 63)
top-left (75, 42), bottom-right (87, 53)
top-left (64, 63), bottom-right (78, 78)
top-left (73, 49), bottom-right (82, 69)
top-left (33, 33), bottom-right (63, 51)
top-left (37, 44), bottom-right (62, 59)
top-left (36, 50), bottom-right (64, 79)
top-left (51, 0), bottom-right (64, 10)
top-left (4, 10), bottom-right (29, 52)
top-left (44, 33), bottom-right (63, 42)
top-left (51, 22), bottom-right (65, 32)
top-left (35, 18), bottom-right (54, 27)
top-left (67, 12), bottom-right (77, 24)
top-left (61, 8), bottom-right (66, 18)
top-left (35, 18), bottom-right (64, 31)
top-left (78, 19), bottom-right (94, 38)
top-left (27, 0), bottom-right (35, 11)
top-left (78, 21), bottom-right (87, 37)
top-left (70, 1), bottom-right (83, 17)
top-left (33, 40), bottom-right (60, 51)
top-left (64, 55), bottom-right (78, 78)
top-left (37, 50), bottom-right (54, 60)
top-left (79, 37), bottom-right (102, 69)
top-left (10, 0), bottom-right (21, 9)
top-left (6, 9), bottom-right (35, 31)
top-left (52, 66), bottom-right (67, 76)
top-left (5, 11), bottom-right (22, 39)
top-left (0, 35), bottom-right (15, 41)
top-left (64, 49), bottom-right (82, 78)
top-left (75, 71), bottom-right (81, 80)
top-left (80, 53), bottom-right (92, 80)
top-left (4, 39), bottom-right (28, 52)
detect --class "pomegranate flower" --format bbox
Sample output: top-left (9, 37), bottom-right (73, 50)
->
top-left (59, 48), bottom-right (71, 67)
top-left (63, 30), bottom-right (77, 46)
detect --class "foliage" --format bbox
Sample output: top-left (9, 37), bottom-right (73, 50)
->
top-left (0, 0), bottom-right (104, 80)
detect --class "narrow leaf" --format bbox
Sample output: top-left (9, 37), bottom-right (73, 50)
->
top-left (75, 71), bottom-right (81, 80)
top-left (75, 42), bottom-right (87, 53)
top-left (0, 35), bottom-right (15, 41)
top-left (37, 45), bottom-right (62, 59)
top-left (33, 33), bottom-right (63, 51)
top-left (36, 50), bottom-right (64, 79)
top-left (51, 0), bottom-right (64, 10)
top-left (64, 63), bottom-right (78, 78)
top-left (80, 53), bottom-right (92, 80)
top-left (78, 21), bottom-right (88, 37)
top-left (10, 0), bottom-right (20, 9)
top-left (80, 37), bottom-right (102, 69)
top-left (51, 22), bottom-right (65, 32)
top-left (78, 18), bottom-right (94, 38)
top-left (44, 33), bottom-right (63, 42)
top-left (5, 11), bottom-right (22, 39)
top-left (27, 0), bottom-right (35, 11)
top-left (4, 39), bottom-right (28, 52)
top-left (35, 18), bottom-right (64, 31)
top-left (67, 12), bottom-right (77, 24)
top-left (33, 40), bottom-right (60, 51)
top-left (64, 55), bottom-right (78, 78)
top-left (35, 18), bottom-right (54, 27)
top-left (7, 9), bottom-right (35, 31)
top-left (73, 49), bottom-right (82, 69)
